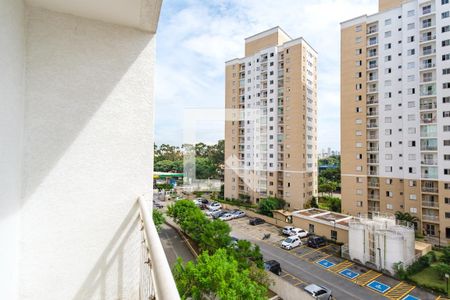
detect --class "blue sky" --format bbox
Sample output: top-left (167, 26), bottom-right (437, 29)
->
top-left (154, 0), bottom-right (378, 151)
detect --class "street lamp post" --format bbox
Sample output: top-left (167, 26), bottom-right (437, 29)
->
top-left (445, 273), bottom-right (449, 296)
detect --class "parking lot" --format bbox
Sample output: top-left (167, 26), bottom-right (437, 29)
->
top-left (228, 217), bottom-right (438, 300)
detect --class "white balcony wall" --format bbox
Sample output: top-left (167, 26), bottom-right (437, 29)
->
top-left (0, 1), bottom-right (25, 299)
top-left (0, 2), bottom-right (159, 299)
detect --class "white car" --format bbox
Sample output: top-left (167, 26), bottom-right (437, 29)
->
top-left (205, 209), bottom-right (220, 216)
top-left (282, 226), bottom-right (294, 235)
top-left (207, 202), bottom-right (222, 211)
top-left (232, 210), bottom-right (246, 219)
top-left (290, 228), bottom-right (308, 238)
top-left (281, 236), bottom-right (302, 250)
top-left (219, 213), bottom-right (234, 221)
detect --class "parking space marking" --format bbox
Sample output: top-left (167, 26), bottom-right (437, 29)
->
top-left (329, 260), bottom-right (354, 273)
top-left (316, 259), bottom-right (336, 269)
top-left (367, 280), bottom-right (391, 294)
top-left (339, 268), bottom-right (360, 280)
top-left (298, 244), bottom-right (331, 258)
top-left (355, 270), bottom-right (382, 286)
top-left (385, 281), bottom-right (416, 300)
top-left (400, 295), bottom-right (420, 300)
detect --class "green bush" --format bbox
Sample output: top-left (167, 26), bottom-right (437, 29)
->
top-left (156, 183), bottom-right (173, 190)
top-left (433, 263), bottom-right (450, 280)
top-left (257, 197), bottom-right (285, 217)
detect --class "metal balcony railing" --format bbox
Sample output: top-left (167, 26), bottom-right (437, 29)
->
top-left (422, 214), bottom-right (439, 222)
top-left (422, 185), bottom-right (438, 192)
top-left (422, 201), bottom-right (439, 208)
top-left (421, 160), bottom-right (437, 165)
top-left (138, 197), bottom-right (180, 300)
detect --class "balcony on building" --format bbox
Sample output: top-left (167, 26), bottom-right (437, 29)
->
top-left (368, 201), bottom-right (380, 212)
top-left (368, 177), bottom-right (380, 188)
top-left (422, 195), bottom-right (439, 209)
top-left (421, 166), bottom-right (438, 179)
top-left (421, 3), bottom-right (435, 16)
top-left (367, 129), bottom-right (378, 140)
top-left (420, 83), bottom-right (436, 96)
top-left (367, 95), bottom-right (378, 105)
top-left (367, 36), bottom-right (378, 47)
top-left (367, 71), bottom-right (378, 82)
top-left (367, 48), bottom-right (378, 58)
top-left (368, 166), bottom-right (379, 176)
top-left (367, 83), bottom-right (378, 94)
top-left (367, 141), bottom-right (379, 152)
top-left (367, 120), bottom-right (378, 128)
top-left (420, 125), bottom-right (437, 138)
top-left (422, 210), bottom-right (439, 223)
top-left (367, 107), bottom-right (378, 117)
top-left (420, 111), bottom-right (437, 124)
top-left (367, 23), bottom-right (378, 35)
top-left (420, 16), bottom-right (435, 31)
top-left (419, 98), bottom-right (437, 111)
top-left (367, 154), bottom-right (379, 164)
top-left (422, 181), bottom-right (439, 193)
top-left (421, 153), bottom-right (438, 166)
top-left (367, 59), bottom-right (378, 70)
top-left (420, 138), bottom-right (438, 151)
top-left (421, 71), bottom-right (436, 83)
top-left (368, 189), bottom-right (380, 201)
top-left (420, 31), bottom-right (436, 43)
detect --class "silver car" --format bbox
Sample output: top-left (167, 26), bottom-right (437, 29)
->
top-left (303, 284), bottom-right (332, 300)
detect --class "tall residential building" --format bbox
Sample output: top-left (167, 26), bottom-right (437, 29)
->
top-left (1, 0), bottom-right (178, 299)
top-left (341, 0), bottom-right (450, 245)
top-left (224, 27), bottom-right (318, 210)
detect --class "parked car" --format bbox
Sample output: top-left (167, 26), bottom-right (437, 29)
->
top-left (194, 198), bottom-right (208, 207)
top-left (219, 213), bottom-right (234, 221)
top-left (153, 201), bottom-right (163, 209)
top-left (249, 218), bottom-right (265, 226)
top-left (207, 202), bottom-right (222, 211)
top-left (210, 210), bottom-right (227, 219)
top-left (307, 236), bottom-right (326, 248)
top-left (232, 210), bottom-right (246, 219)
top-left (303, 284), bottom-right (332, 300)
top-left (282, 226), bottom-right (295, 235)
top-left (290, 228), bottom-right (308, 238)
top-left (205, 209), bottom-right (220, 217)
top-left (264, 260), bottom-right (282, 276)
top-left (281, 236), bottom-right (302, 250)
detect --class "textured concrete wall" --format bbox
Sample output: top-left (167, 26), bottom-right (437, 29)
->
top-left (19, 7), bottom-right (155, 299)
top-left (267, 272), bottom-right (312, 300)
top-left (0, 0), bottom-right (24, 299)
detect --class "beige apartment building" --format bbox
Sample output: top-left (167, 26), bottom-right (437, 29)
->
top-left (341, 0), bottom-right (450, 245)
top-left (224, 27), bottom-right (318, 210)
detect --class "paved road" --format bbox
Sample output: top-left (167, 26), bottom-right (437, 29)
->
top-left (158, 222), bottom-right (195, 267)
top-left (230, 219), bottom-right (391, 300)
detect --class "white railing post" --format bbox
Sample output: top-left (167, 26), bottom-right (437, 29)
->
top-left (138, 196), bottom-right (180, 300)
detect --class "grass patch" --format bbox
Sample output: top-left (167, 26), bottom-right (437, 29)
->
top-left (409, 265), bottom-right (448, 295)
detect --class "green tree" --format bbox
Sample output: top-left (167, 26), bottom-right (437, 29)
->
top-left (441, 246), bottom-right (450, 264)
top-left (433, 262), bottom-right (450, 279)
top-left (152, 210), bottom-right (165, 232)
top-left (229, 240), bottom-right (264, 269)
top-left (195, 157), bottom-right (217, 179)
top-left (258, 197), bottom-right (285, 217)
top-left (199, 220), bottom-right (231, 252)
top-left (173, 249), bottom-right (267, 300)
top-left (395, 211), bottom-right (419, 225)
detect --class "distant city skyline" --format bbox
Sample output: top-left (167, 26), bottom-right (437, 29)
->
top-left (154, 0), bottom-right (378, 150)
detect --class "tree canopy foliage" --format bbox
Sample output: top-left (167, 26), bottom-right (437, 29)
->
top-left (257, 197), bottom-right (286, 217)
top-left (173, 249), bottom-right (267, 300)
top-left (167, 200), bottom-right (268, 299)
top-left (154, 140), bottom-right (224, 179)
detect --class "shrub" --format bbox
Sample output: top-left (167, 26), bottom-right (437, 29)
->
top-left (156, 183), bottom-right (172, 191)
top-left (433, 263), bottom-right (450, 280)
top-left (257, 197), bottom-right (285, 217)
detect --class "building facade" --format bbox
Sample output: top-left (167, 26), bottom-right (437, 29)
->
top-left (224, 27), bottom-right (318, 210)
top-left (341, 0), bottom-right (450, 245)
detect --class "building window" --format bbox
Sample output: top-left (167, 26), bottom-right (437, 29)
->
top-left (444, 111), bottom-right (450, 117)
top-left (331, 230), bottom-right (337, 241)
top-left (445, 169), bottom-right (450, 175)
top-left (387, 204), bottom-right (393, 210)
top-left (410, 207), bottom-right (417, 213)
top-left (444, 97), bottom-right (450, 103)
top-left (356, 201), bottom-right (363, 207)
top-left (386, 191), bottom-right (393, 197)
top-left (443, 11), bottom-right (450, 18)
top-left (443, 25), bottom-right (450, 32)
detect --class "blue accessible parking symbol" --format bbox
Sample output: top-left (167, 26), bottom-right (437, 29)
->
top-left (339, 268), bottom-right (359, 279)
top-left (402, 295), bottom-right (420, 300)
top-left (367, 280), bottom-right (391, 293)
top-left (316, 259), bottom-right (335, 269)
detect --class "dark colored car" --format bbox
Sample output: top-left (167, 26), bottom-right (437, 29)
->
top-left (307, 236), bottom-right (326, 248)
top-left (249, 217), bottom-right (265, 226)
top-left (264, 260), bottom-right (282, 275)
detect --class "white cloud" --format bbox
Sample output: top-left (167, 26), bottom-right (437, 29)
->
top-left (155, 0), bottom-right (378, 150)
